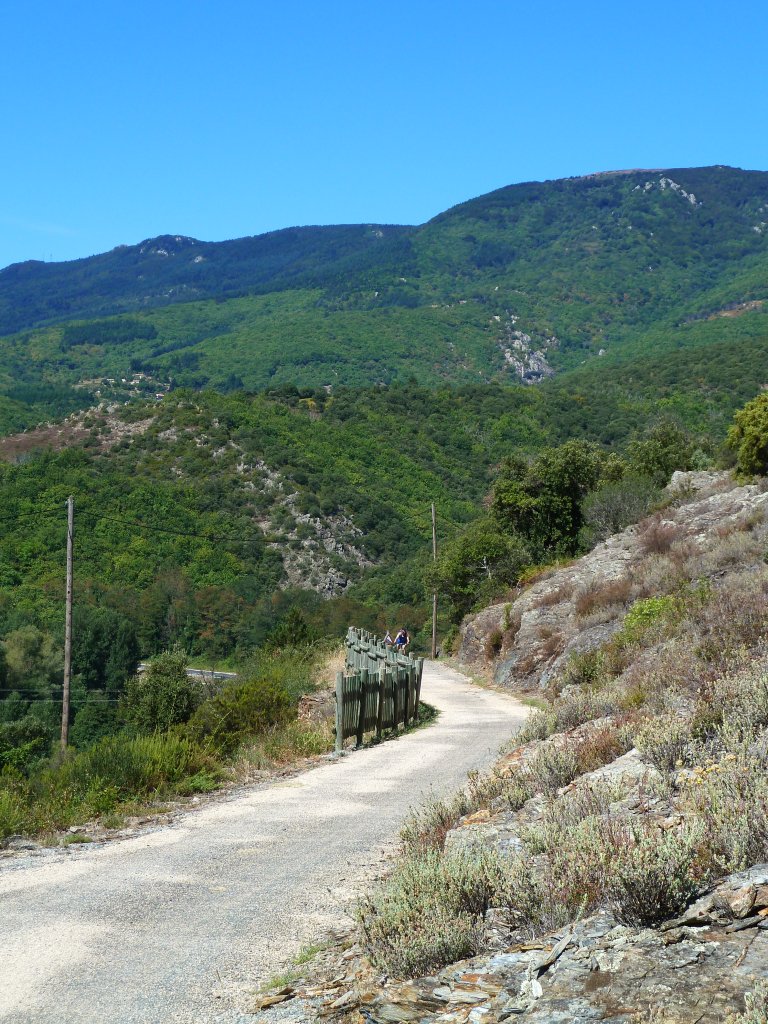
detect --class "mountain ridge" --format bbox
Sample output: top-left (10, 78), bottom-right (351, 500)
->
top-left (1, 164), bottom-right (767, 438)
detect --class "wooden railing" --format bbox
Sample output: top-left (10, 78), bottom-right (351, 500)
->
top-left (335, 628), bottom-right (425, 751)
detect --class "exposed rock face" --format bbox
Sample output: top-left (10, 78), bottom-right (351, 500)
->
top-left (457, 472), bottom-right (768, 690)
top-left (368, 899), bottom-right (768, 1023)
top-left (494, 314), bottom-right (557, 384)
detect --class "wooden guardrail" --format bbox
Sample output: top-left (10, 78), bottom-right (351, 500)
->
top-left (335, 628), bottom-right (425, 751)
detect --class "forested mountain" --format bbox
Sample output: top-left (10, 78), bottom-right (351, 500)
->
top-left (3, 166), bottom-right (768, 773)
top-left (1, 166), bottom-right (767, 436)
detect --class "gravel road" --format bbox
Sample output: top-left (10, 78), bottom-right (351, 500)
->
top-left (0, 661), bottom-right (527, 1024)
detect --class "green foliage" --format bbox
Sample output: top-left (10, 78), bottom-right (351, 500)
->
top-left (620, 595), bottom-right (679, 644)
top-left (626, 420), bottom-right (702, 485)
top-left (490, 440), bottom-right (613, 557)
top-left (1, 167), bottom-right (768, 437)
top-left (0, 729), bottom-right (219, 838)
top-left (427, 518), bottom-right (530, 621)
top-left (728, 392), bottom-right (768, 476)
top-left (184, 676), bottom-right (292, 754)
top-left (604, 823), bottom-right (700, 926)
top-left (70, 701), bottom-right (120, 749)
top-left (580, 475), bottom-right (660, 546)
top-left (0, 714), bottom-right (52, 772)
top-left (121, 649), bottom-right (201, 733)
top-left (357, 846), bottom-right (508, 978)
top-left (60, 317), bottom-right (158, 350)
top-left (72, 605), bottom-right (139, 696)
top-left (267, 608), bottom-right (317, 649)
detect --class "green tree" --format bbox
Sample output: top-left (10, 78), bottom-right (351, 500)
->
top-left (0, 714), bottom-right (53, 773)
top-left (2, 626), bottom-right (61, 695)
top-left (428, 520), bottom-right (530, 621)
top-left (579, 476), bottom-right (660, 547)
top-left (121, 649), bottom-right (200, 733)
top-left (267, 607), bottom-right (317, 649)
top-left (491, 441), bottom-right (612, 557)
top-left (626, 420), bottom-right (699, 485)
top-left (70, 701), bottom-right (120, 749)
top-left (728, 393), bottom-right (768, 477)
top-left (72, 606), bottom-right (139, 697)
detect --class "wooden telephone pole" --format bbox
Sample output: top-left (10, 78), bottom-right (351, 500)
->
top-left (431, 502), bottom-right (438, 659)
top-left (60, 496), bottom-right (74, 750)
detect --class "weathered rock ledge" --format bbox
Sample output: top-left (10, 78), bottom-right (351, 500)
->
top-left (457, 471), bottom-right (768, 690)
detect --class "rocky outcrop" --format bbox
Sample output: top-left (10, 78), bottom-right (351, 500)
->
top-left (367, 896), bottom-right (768, 1023)
top-left (458, 472), bottom-right (768, 690)
top-left (494, 314), bottom-right (557, 384)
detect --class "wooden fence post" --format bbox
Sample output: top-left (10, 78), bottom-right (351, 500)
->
top-left (415, 658), bottom-right (424, 721)
top-left (356, 668), bottom-right (368, 748)
top-left (376, 667), bottom-right (385, 740)
top-left (403, 663), bottom-right (409, 729)
top-left (335, 671), bottom-right (344, 753)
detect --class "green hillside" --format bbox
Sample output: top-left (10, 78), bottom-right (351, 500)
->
top-left (0, 384), bottom-right (546, 652)
top-left (1, 166), bottom-right (768, 434)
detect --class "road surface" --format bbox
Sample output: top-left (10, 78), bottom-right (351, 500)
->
top-left (0, 661), bottom-right (527, 1024)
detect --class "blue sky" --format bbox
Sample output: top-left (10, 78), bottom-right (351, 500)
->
top-left (1, 0), bottom-right (766, 269)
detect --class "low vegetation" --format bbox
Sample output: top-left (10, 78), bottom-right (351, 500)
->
top-left (0, 643), bottom-right (338, 842)
top-left (357, 426), bottom-right (768, 984)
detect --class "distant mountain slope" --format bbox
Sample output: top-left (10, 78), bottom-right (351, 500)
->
top-left (1, 165), bottom-right (767, 433)
top-left (0, 224), bottom-right (414, 335)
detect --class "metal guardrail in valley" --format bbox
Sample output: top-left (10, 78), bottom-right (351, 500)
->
top-left (335, 627), bottom-right (425, 751)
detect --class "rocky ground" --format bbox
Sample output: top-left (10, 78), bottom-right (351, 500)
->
top-left (258, 472), bottom-right (768, 1024)
top-left (458, 471), bottom-right (768, 691)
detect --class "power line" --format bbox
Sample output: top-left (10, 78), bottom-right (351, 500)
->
top-left (6, 697), bottom-right (122, 704)
top-left (0, 506), bottom-right (66, 526)
top-left (76, 509), bottom-right (266, 548)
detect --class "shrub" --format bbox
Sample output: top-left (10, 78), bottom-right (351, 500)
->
top-left (680, 749), bottom-right (768, 875)
top-left (70, 702), bottom-right (120, 749)
top-left (57, 732), bottom-right (213, 800)
top-left (620, 595), bottom-right (678, 644)
top-left (635, 713), bottom-right (691, 771)
top-left (121, 649), bottom-right (202, 733)
top-left (526, 744), bottom-right (580, 796)
top-left (725, 980), bottom-right (768, 1024)
top-left (484, 629), bottom-right (503, 658)
top-left (560, 648), bottom-right (608, 689)
top-left (577, 723), bottom-right (629, 772)
top-left (627, 421), bottom-right (700, 485)
top-left (507, 815), bottom-right (608, 933)
top-left (357, 847), bottom-right (508, 978)
top-left (728, 392), bottom-right (768, 477)
top-left (400, 770), bottom-right (508, 854)
top-left (185, 676), bottom-right (293, 754)
top-left (0, 715), bottom-right (52, 773)
top-left (238, 718), bottom-right (334, 770)
top-left (516, 708), bottom-right (557, 743)
top-left (692, 576), bottom-right (768, 668)
top-left (0, 785), bottom-right (27, 840)
top-left (580, 476), bottom-right (661, 546)
top-left (573, 576), bottom-right (633, 618)
top-left (603, 822), bottom-right (700, 926)
top-left (638, 517), bottom-right (680, 556)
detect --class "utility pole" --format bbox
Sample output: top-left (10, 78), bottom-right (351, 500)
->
top-left (431, 502), bottom-right (438, 659)
top-left (61, 496), bottom-right (74, 750)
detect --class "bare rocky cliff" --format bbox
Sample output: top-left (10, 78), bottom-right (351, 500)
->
top-left (458, 471), bottom-right (768, 691)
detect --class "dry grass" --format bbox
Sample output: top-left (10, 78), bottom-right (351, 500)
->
top-left (534, 581), bottom-right (576, 608)
top-left (574, 576), bottom-right (633, 618)
top-left (312, 645), bottom-right (346, 689)
top-left (638, 515), bottom-right (682, 555)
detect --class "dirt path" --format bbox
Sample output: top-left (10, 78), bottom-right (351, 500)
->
top-left (0, 661), bottom-right (527, 1024)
